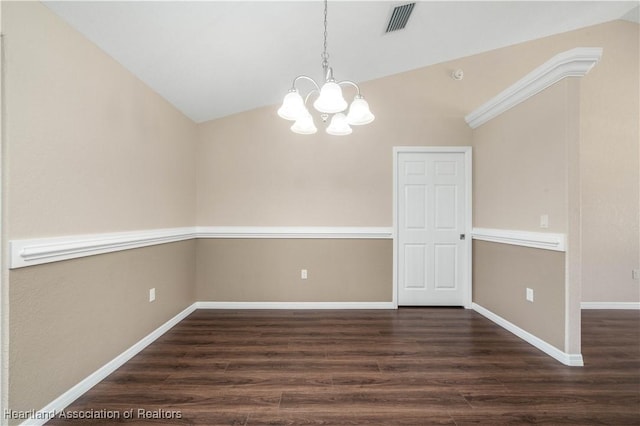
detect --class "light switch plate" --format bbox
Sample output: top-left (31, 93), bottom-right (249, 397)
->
top-left (540, 214), bottom-right (549, 229)
top-left (526, 288), bottom-right (534, 302)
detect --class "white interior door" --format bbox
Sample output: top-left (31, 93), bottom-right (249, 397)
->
top-left (397, 150), bottom-right (469, 306)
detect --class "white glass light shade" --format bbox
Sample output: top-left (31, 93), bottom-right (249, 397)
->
top-left (278, 90), bottom-right (305, 121)
top-left (291, 110), bottom-right (317, 134)
top-left (346, 96), bottom-right (375, 125)
top-left (326, 113), bottom-right (352, 136)
top-left (313, 81), bottom-right (348, 113)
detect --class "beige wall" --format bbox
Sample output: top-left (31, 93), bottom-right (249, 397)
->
top-left (196, 63), bottom-right (474, 227)
top-left (579, 21), bottom-right (639, 303)
top-left (194, 38), bottom-right (475, 306)
top-left (197, 21), bottom-right (639, 306)
top-left (196, 239), bottom-right (392, 302)
top-left (472, 81), bottom-right (572, 232)
top-left (3, 1), bottom-right (197, 239)
top-left (469, 21), bottom-right (639, 350)
top-left (473, 241), bottom-right (566, 350)
top-left (3, 1), bottom-right (198, 415)
top-left (565, 79), bottom-right (583, 354)
top-left (9, 241), bottom-right (196, 414)
top-left (472, 79), bottom-right (576, 352)
top-left (461, 21), bottom-right (639, 304)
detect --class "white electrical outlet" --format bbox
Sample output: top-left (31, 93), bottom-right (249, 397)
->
top-left (633, 269), bottom-right (639, 281)
top-left (301, 269), bottom-right (308, 280)
top-left (149, 288), bottom-right (156, 302)
top-left (526, 288), bottom-right (534, 302)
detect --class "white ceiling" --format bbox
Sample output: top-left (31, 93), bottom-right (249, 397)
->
top-left (43, 1), bottom-right (639, 123)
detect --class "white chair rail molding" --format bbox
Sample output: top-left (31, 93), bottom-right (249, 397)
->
top-left (9, 226), bottom-right (393, 269)
top-left (470, 228), bottom-right (567, 252)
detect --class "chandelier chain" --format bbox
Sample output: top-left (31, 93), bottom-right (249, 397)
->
top-left (321, 0), bottom-right (329, 70)
top-left (277, 0), bottom-right (374, 135)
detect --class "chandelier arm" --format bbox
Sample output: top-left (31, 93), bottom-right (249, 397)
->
top-left (279, 0), bottom-right (374, 135)
top-left (337, 80), bottom-right (362, 96)
top-left (304, 89), bottom-right (320, 105)
top-left (292, 75), bottom-right (321, 92)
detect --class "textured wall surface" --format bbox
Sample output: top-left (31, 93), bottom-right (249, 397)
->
top-left (9, 241), bottom-right (196, 413)
top-left (3, 1), bottom-right (198, 414)
top-left (196, 239), bottom-right (392, 303)
top-left (4, 1), bottom-right (197, 239)
top-left (473, 241), bottom-right (566, 350)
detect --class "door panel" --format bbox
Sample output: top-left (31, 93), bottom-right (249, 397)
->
top-left (405, 185), bottom-right (427, 229)
top-left (404, 244), bottom-right (426, 289)
top-left (398, 151), bottom-right (467, 306)
top-left (434, 244), bottom-right (457, 289)
top-left (435, 185), bottom-right (457, 229)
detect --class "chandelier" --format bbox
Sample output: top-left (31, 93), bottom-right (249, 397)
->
top-left (278, 0), bottom-right (375, 135)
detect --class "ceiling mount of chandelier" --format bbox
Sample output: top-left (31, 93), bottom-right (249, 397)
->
top-left (278, 0), bottom-right (374, 136)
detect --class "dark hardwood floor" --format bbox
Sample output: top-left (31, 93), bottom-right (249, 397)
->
top-left (49, 308), bottom-right (639, 425)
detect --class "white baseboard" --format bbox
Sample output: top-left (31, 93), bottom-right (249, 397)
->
top-left (23, 300), bottom-right (392, 424)
top-left (26, 299), bottom-right (589, 425)
top-left (23, 303), bottom-right (198, 426)
top-left (581, 302), bottom-right (640, 310)
top-left (196, 301), bottom-right (396, 310)
top-left (472, 303), bottom-right (583, 367)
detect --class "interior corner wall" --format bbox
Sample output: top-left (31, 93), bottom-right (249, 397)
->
top-left (471, 80), bottom-right (575, 351)
top-left (466, 20), bottom-right (639, 359)
top-left (3, 1), bottom-right (198, 415)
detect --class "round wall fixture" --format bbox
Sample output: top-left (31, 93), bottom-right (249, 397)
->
top-left (451, 69), bottom-right (464, 80)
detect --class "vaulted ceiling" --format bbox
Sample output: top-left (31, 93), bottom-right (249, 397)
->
top-left (43, 1), bottom-right (639, 123)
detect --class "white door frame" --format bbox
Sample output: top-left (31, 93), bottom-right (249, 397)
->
top-left (392, 146), bottom-right (473, 308)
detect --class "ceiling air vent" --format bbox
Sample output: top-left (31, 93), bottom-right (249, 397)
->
top-left (385, 3), bottom-right (415, 33)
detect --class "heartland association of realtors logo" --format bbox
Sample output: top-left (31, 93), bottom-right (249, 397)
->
top-left (4, 408), bottom-right (183, 421)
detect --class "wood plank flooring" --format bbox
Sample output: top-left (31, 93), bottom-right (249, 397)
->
top-left (48, 308), bottom-right (640, 425)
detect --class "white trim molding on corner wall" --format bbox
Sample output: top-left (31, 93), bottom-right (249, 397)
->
top-left (471, 227), bottom-right (566, 252)
top-left (10, 226), bottom-right (394, 269)
top-left (465, 47), bottom-right (602, 129)
top-left (472, 303), bottom-right (583, 367)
